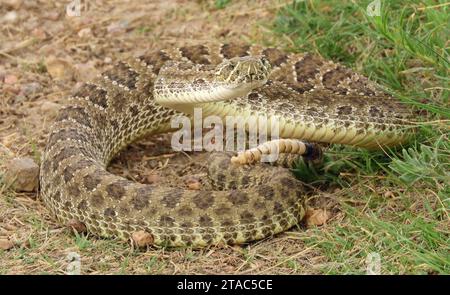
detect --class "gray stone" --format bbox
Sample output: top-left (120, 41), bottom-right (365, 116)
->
top-left (4, 157), bottom-right (40, 192)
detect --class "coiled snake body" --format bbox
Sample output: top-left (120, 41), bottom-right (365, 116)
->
top-left (40, 43), bottom-right (414, 247)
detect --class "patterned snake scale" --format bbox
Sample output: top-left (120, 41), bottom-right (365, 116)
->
top-left (40, 43), bottom-right (415, 248)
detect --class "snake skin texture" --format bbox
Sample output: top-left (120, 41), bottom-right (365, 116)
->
top-left (39, 43), bottom-right (415, 247)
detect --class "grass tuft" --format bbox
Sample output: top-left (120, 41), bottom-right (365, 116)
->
top-left (275, 0), bottom-right (449, 274)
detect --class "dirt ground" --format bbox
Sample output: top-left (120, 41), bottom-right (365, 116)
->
top-left (0, 0), bottom-right (383, 274)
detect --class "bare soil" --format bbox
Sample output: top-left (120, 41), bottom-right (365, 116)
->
top-left (0, 0), bottom-right (341, 274)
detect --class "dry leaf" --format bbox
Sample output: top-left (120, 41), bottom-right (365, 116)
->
top-left (67, 220), bottom-right (87, 233)
top-left (305, 208), bottom-right (329, 227)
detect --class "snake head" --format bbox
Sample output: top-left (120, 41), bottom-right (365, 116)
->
top-left (215, 56), bottom-right (272, 89)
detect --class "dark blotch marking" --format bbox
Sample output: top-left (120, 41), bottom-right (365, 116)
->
top-left (240, 210), bottom-right (255, 224)
top-left (178, 206), bottom-right (193, 217)
top-left (131, 187), bottom-right (151, 210)
top-left (262, 227), bottom-right (271, 236)
top-left (193, 191), bottom-right (214, 210)
top-left (109, 119), bottom-right (119, 131)
top-left (221, 219), bottom-right (234, 227)
top-left (219, 158), bottom-right (230, 170)
top-left (247, 92), bottom-right (260, 101)
top-left (181, 235), bottom-right (192, 245)
top-left (261, 214), bottom-right (270, 222)
top-left (63, 201), bottom-right (71, 210)
top-left (53, 146), bottom-right (79, 171)
top-left (306, 107), bottom-right (319, 116)
top-left (262, 48), bottom-right (288, 67)
top-left (47, 128), bottom-right (89, 151)
top-left (322, 66), bottom-right (353, 93)
top-left (337, 105), bottom-right (353, 116)
top-left (106, 180), bottom-right (128, 200)
top-left (257, 185), bottom-right (275, 201)
top-left (52, 191), bottom-right (61, 203)
top-left (104, 207), bottom-right (116, 219)
top-left (139, 50), bottom-right (171, 73)
top-left (104, 62), bottom-right (139, 90)
top-left (294, 54), bottom-right (323, 83)
top-left (273, 202), bottom-right (285, 214)
top-left (240, 176), bottom-right (250, 187)
top-left (193, 78), bottom-right (206, 85)
top-left (227, 190), bottom-right (249, 205)
top-left (63, 159), bottom-right (92, 183)
top-left (161, 188), bottom-right (183, 209)
top-left (180, 45), bottom-right (210, 65)
top-left (203, 234), bottom-right (213, 243)
top-left (287, 83), bottom-right (314, 94)
top-left (253, 200), bottom-right (265, 210)
top-left (181, 221), bottom-right (193, 228)
top-left (280, 177), bottom-right (297, 189)
top-left (214, 205), bottom-right (231, 216)
top-left (198, 215), bottom-right (213, 227)
top-left (220, 43), bottom-right (250, 59)
top-left (83, 174), bottom-right (100, 191)
top-left (160, 215), bottom-right (175, 227)
top-left (129, 105), bottom-right (139, 116)
top-left (118, 206), bottom-right (130, 216)
top-left (56, 106), bottom-right (92, 128)
top-left (349, 79), bottom-right (375, 96)
top-left (83, 169), bottom-right (109, 191)
top-left (90, 192), bottom-right (105, 207)
top-left (77, 200), bottom-right (88, 211)
top-left (369, 106), bottom-right (384, 117)
top-left (67, 184), bottom-right (80, 196)
top-left (74, 83), bottom-right (108, 109)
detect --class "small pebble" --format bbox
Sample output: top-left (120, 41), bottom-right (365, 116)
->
top-left (20, 82), bottom-right (41, 98)
top-left (132, 231), bottom-right (154, 248)
top-left (77, 27), bottom-right (92, 38)
top-left (39, 101), bottom-right (61, 119)
top-left (4, 74), bottom-right (18, 84)
top-left (31, 28), bottom-right (47, 39)
top-left (0, 239), bottom-right (14, 251)
top-left (45, 57), bottom-right (74, 80)
top-left (43, 11), bottom-right (60, 21)
top-left (146, 173), bottom-right (160, 184)
top-left (2, 11), bottom-right (18, 23)
top-left (107, 20), bottom-right (129, 34)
